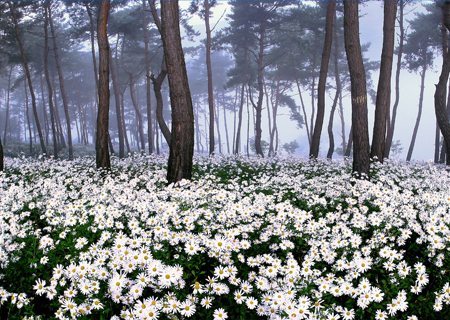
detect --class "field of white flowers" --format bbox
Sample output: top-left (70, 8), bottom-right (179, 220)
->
top-left (0, 154), bottom-right (449, 320)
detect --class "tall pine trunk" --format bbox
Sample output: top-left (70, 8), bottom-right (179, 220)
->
top-left (344, 0), bottom-right (370, 179)
top-left (310, 1), bottom-right (335, 159)
top-left (205, 0), bottom-right (215, 155)
top-left (371, 0), bottom-right (397, 162)
top-left (8, 1), bottom-right (47, 155)
top-left (160, 0), bottom-right (195, 183)
top-left (3, 67), bottom-right (12, 144)
top-left (109, 49), bottom-right (125, 158)
top-left (96, 1), bottom-right (111, 170)
top-left (143, 0), bottom-right (153, 155)
top-left (49, 4), bottom-right (73, 159)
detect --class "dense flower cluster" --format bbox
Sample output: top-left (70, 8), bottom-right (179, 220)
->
top-left (0, 154), bottom-right (449, 319)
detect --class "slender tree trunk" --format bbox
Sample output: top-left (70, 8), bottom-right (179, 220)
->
top-left (39, 73), bottom-right (49, 146)
top-left (327, 88), bottom-right (339, 159)
top-left (291, 53), bottom-right (311, 146)
top-left (345, 125), bottom-right (353, 157)
top-left (25, 78), bottom-right (32, 153)
top-left (214, 99), bottom-right (222, 154)
top-left (44, 4), bottom-right (59, 159)
top-left (269, 73), bottom-right (282, 157)
top-left (223, 90), bottom-right (230, 154)
top-left (3, 67), bottom-right (12, 144)
top-left (406, 65), bottom-right (426, 161)
top-left (49, 4), bottom-right (73, 159)
top-left (385, 0), bottom-right (404, 158)
top-left (254, 25), bottom-right (265, 157)
top-left (0, 133), bottom-right (2, 171)
top-left (160, 0), bottom-right (195, 183)
top-left (151, 58), bottom-right (171, 147)
top-left (310, 1), bottom-right (335, 159)
top-left (439, 4), bottom-right (450, 164)
top-left (235, 47), bottom-right (248, 155)
top-left (51, 71), bottom-right (66, 150)
top-left (205, 0), bottom-right (215, 155)
top-left (143, 0), bottom-right (153, 155)
top-left (8, 1), bottom-right (47, 155)
top-left (310, 36), bottom-right (318, 139)
top-left (371, 0), bottom-right (397, 162)
top-left (333, 11), bottom-right (346, 152)
top-left (119, 91), bottom-right (130, 154)
top-left (109, 50), bottom-right (125, 158)
top-left (344, 0), bottom-right (370, 179)
top-left (96, 1), bottom-right (111, 169)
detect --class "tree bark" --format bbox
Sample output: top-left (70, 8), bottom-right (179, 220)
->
top-left (406, 65), bottom-right (426, 161)
top-left (327, 88), bottom-right (339, 159)
top-left (371, 0), bottom-right (397, 162)
top-left (333, 10), bottom-right (346, 153)
top-left (385, 0), bottom-right (404, 158)
top-left (151, 57), bottom-right (171, 147)
top-left (96, 1), bottom-right (111, 170)
top-left (310, 1), bottom-right (335, 159)
top-left (160, 1), bottom-right (195, 183)
top-left (344, 0), bottom-right (370, 179)
top-left (143, 0), bottom-right (153, 155)
top-left (8, 1), bottom-right (47, 155)
top-left (49, 3), bottom-right (73, 159)
top-left (205, 0), bottom-right (215, 155)
top-left (254, 25), bottom-right (265, 157)
top-left (25, 77), bottom-right (32, 153)
top-left (434, 1), bottom-right (450, 166)
top-left (235, 47), bottom-right (248, 155)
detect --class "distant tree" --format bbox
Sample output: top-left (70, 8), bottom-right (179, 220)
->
top-left (283, 140), bottom-right (299, 155)
top-left (96, 1), bottom-right (111, 170)
top-left (371, 0), bottom-right (397, 163)
top-left (160, 1), bottom-right (195, 183)
top-left (344, 0), bottom-right (370, 179)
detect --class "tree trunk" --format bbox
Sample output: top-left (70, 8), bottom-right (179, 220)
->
top-left (223, 89), bottom-right (230, 154)
top-left (39, 73), bottom-right (50, 146)
top-left (310, 1), bottom-right (335, 159)
top-left (44, 3), bottom-right (59, 159)
top-left (49, 3), bottom-right (73, 159)
top-left (371, 0), bottom-right (397, 162)
top-left (344, 0), bottom-right (370, 179)
top-left (214, 99), bottom-right (222, 154)
top-left (439, 4), bottom-right (450, 164)
top-left (25, 77), bottom-right (32, 153)
top-left (235, 47), bottom-right (248, 155)
top-left (327, 88), bottom-right (339, 159)
top-left (96, 1), bottom-right (111, 169)
top-left (406, 65), bottom-right (426, 161)
top-left (435, 1), bottom-right (450, 166)
top-left (205, 0), bottom-right (215, 155)
top-left (160, 0), bottom-right (195, 183)
top-left (385, 0), bottom-right (404, 158)
top-left (109, 49), bottom-right (125, 158)
top-left (8, 1), bottom-right (47, 155)
top-left (143, 0), bottom-right (153, 155)
top-left (3, 67), bottom-right (12, 144)
top-left (51, 71), bottom-right (66, 150)
top-left (291, 53), bottom-right (311, 146)
top-left (254, 25), bottom-right (265, 157)
top-left (333, 11), bottom-right (346, 153)
top-left (151, 57), bottom-right (171, 147)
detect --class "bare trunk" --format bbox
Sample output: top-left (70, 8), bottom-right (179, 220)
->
top-left (143, 0), bottom-right (153, 155)
top-left (49, 4), bottom-right (73, 159)
top-left (151, 57), bottom-right (171, 147)
top-left (205, 0), bottom-right (215, 155)
top-left (385, 0), bottom-right (404, 158)
top-left (96, 1), bottom-right (111, 169)
top-left (223, 89), bottom-right (230, 154)
top-left (327, 88), bottom-right (339, 159)
top-left (109, 49), bottom-right (125, 158)
top-left (344, 0), bottom-right (370, 179)
top-left (291, 53), bottom-right (311, 145)
top-left (3, 67), bottom-right (12, 144)
top-left (44, 3), bottom-right (59, 159)
top-left (406, 65), bottom-right (426, 161)
top-left (310, 1), bottom-right (335, 159)
top-left (371, 0), bottom-right (397, 162)
top-left (8, 1), bottom-right (47, 155)
top-left (254, 25), bottom-right (265, 157)
top-left (235, 47), bottom-right (248, 155)
top-left (333, 11), bottom-right (346, 152)
top-left (25, 77), bottom-right (32, 153)
top-left (161, 0), bottom-right (195, 183)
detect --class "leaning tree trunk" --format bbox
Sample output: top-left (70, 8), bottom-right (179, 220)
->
top-left (24, 77), bottom-right (32, 153)
top-left (310, 0), bottom-right (335, 159)
top-left (344, 0), bottom-right (370, 179)
top-left (96, 1), bottom-right (111, 170)
top-left (160, 0), bottom-right (195, 183)
top-left (371, 0), bottom-right (397, 163)
top-left (406, 64), bottom-right (426, 161)
top-left (434, 1), bottom-right (450, 166)
top-left (8, 1), bottom-right (47, 156)
top-left (385, 0), bottom-right (404, 158)
top-left (327, 88), bottom-right (339, 159)
top-left (205, 0), bottom-right (215, 155)
top-left (49, 4), bottom-right (73, 159)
